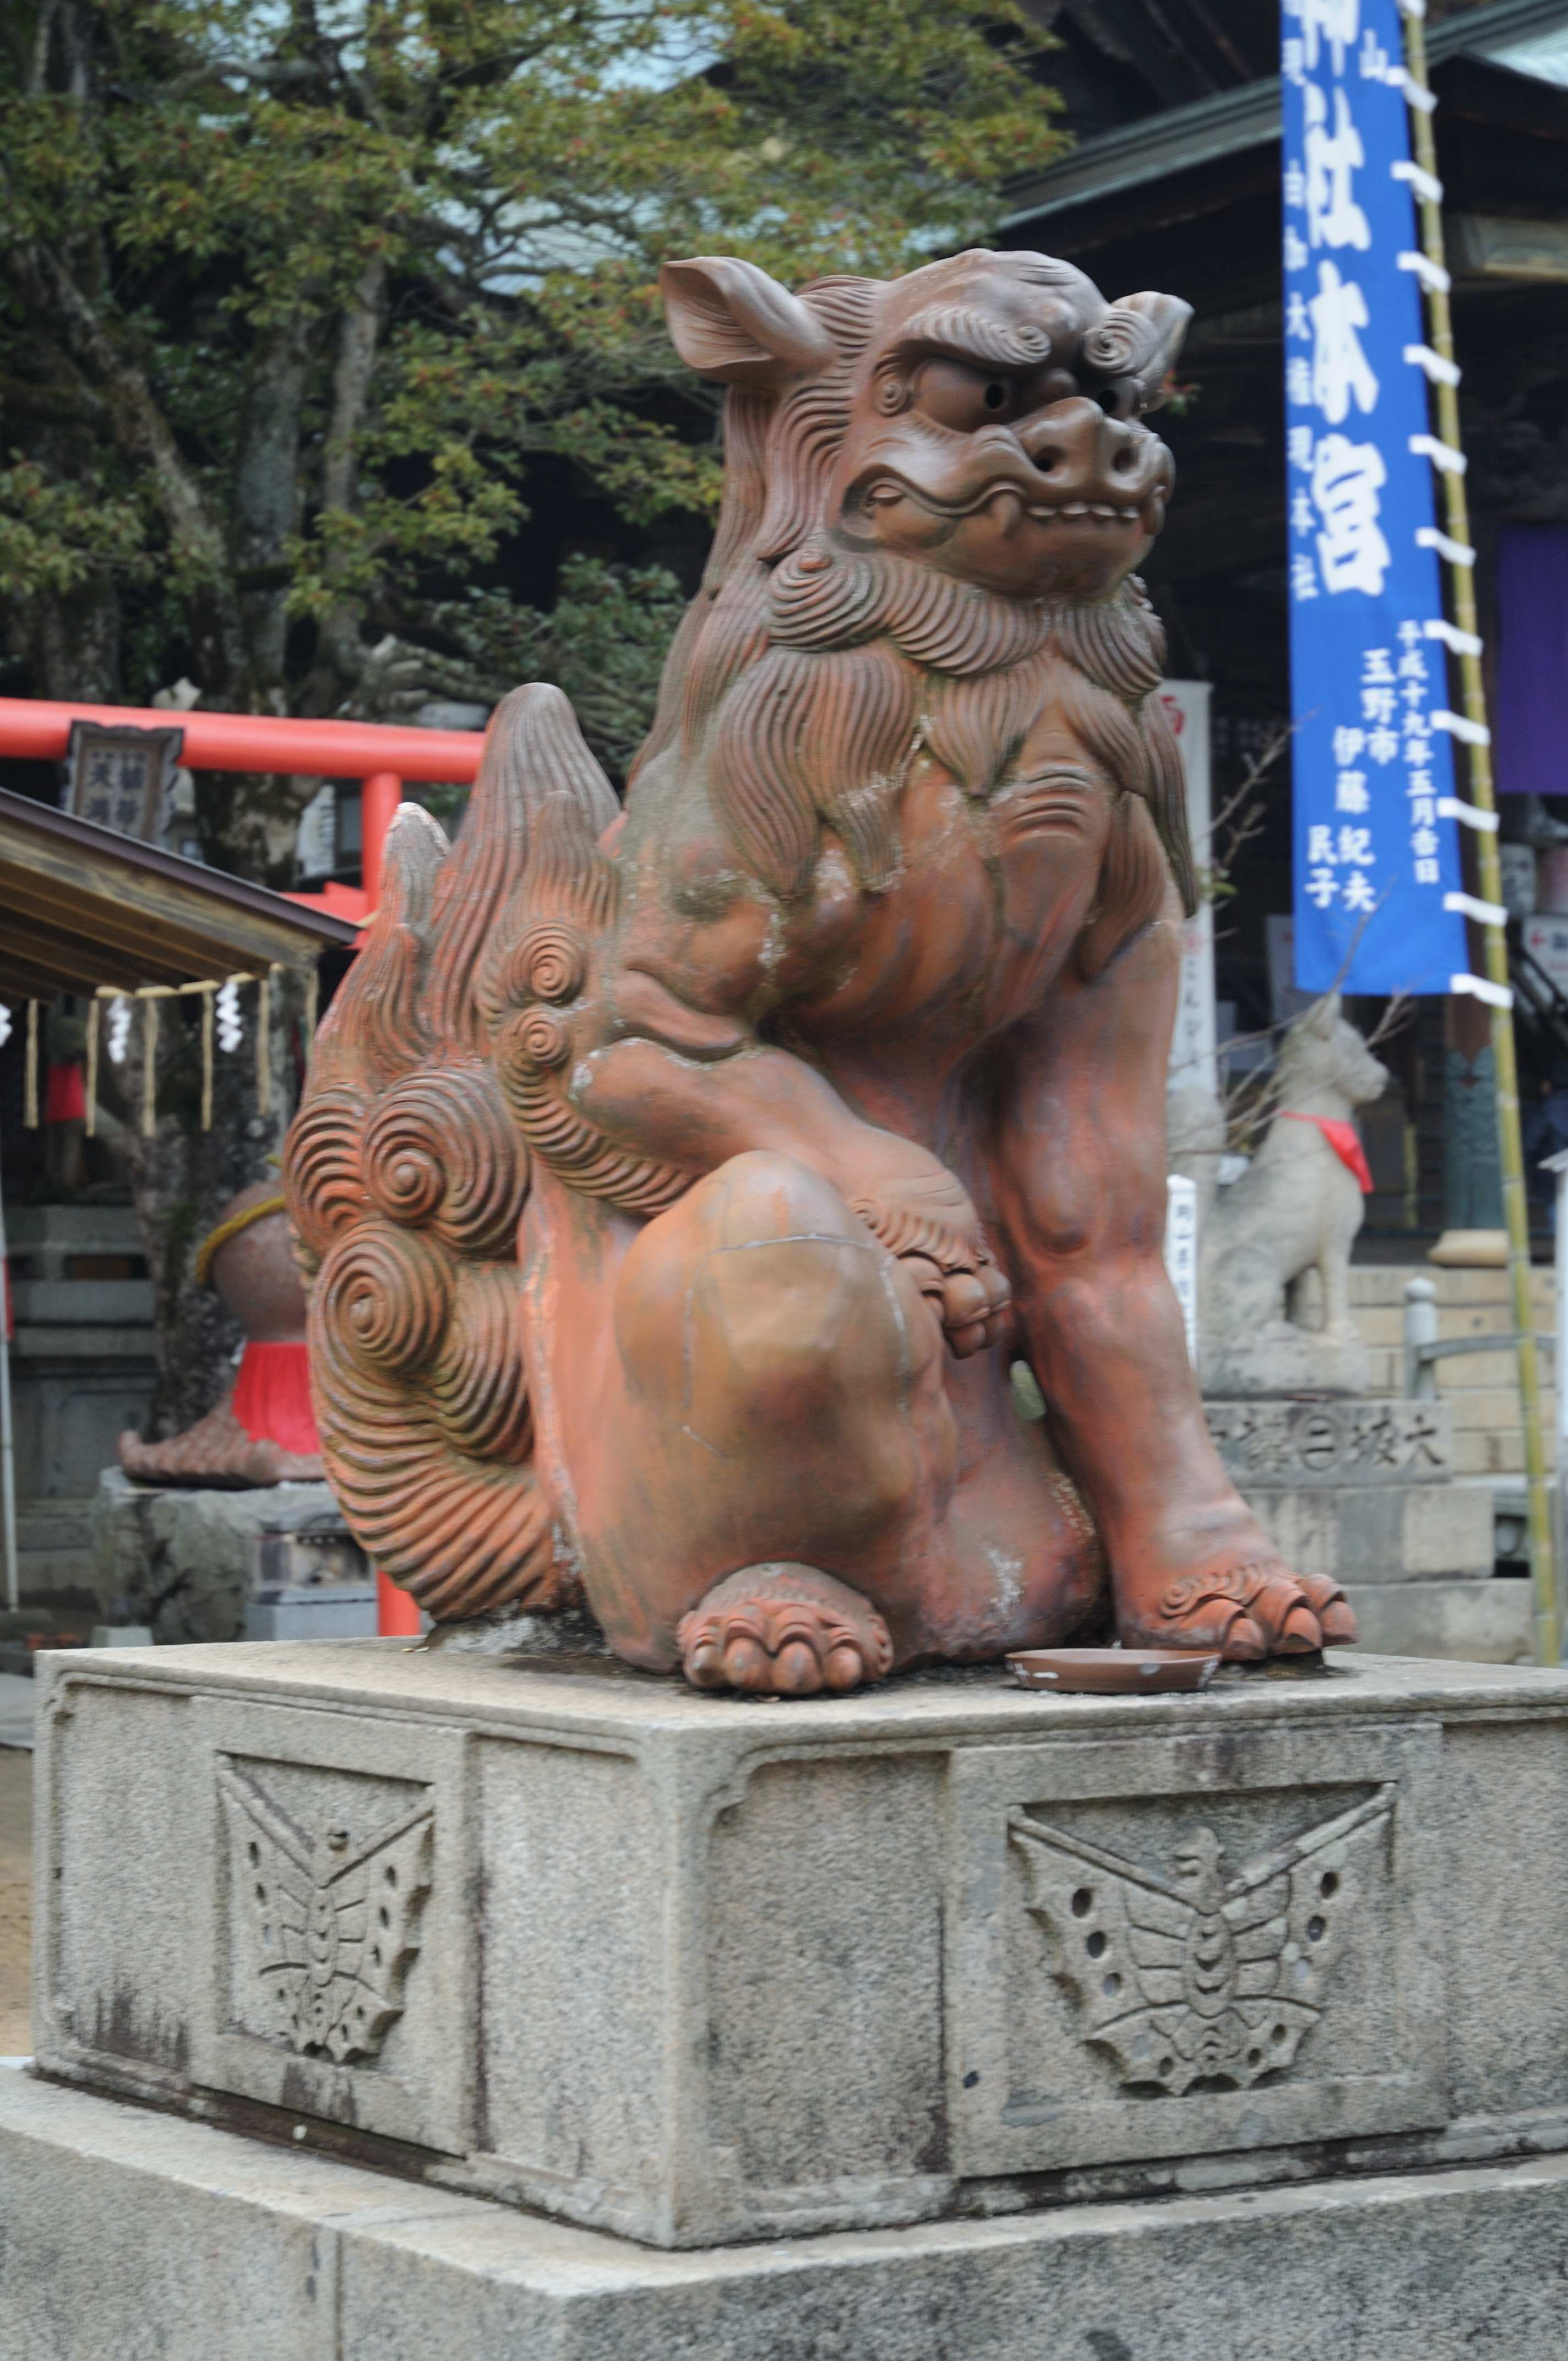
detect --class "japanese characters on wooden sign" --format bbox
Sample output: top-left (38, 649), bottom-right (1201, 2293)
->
top-left (64, 721), bottom-right (185, 842)
top-left (1282, 0), bottom-right (1467, 993)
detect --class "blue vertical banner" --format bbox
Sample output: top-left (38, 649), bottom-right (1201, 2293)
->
top-left (1282, 0), bottom-right (1468, 994)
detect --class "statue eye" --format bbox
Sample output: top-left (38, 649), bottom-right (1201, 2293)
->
top-left (913, 358), bottom-right (1019, 431)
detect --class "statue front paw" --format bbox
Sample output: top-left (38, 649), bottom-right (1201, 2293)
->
top-left (1118, 1557), bottom-right (1357, 1661)
top-left (677, 1563), bottom-right (894, 1695)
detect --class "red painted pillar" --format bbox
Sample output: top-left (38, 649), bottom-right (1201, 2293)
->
top-left (361, 771), bottom-right (402, 911)
top-left (377, 1568), bottom-right (424, 1638)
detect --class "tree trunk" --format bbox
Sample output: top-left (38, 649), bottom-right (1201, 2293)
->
top-left (230, 311), bottom-right (311, 705)
top-left (311, 254), bottom-right (388, 702)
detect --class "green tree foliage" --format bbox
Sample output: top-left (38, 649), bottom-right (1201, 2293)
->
top-left (0, 0), bottom-right (1064, 875)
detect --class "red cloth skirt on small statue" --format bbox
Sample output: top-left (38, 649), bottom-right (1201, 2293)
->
top-left (231, 1340), bottom-right (320, 1455)
top-left (43, 1062), bottom-right (86, 1123)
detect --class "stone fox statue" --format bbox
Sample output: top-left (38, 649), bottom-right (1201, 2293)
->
top-left (285, 247), bottom-right (1357, 1692)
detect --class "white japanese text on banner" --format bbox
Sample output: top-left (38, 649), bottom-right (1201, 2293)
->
top-left (1283, 0), bottom-right (1467, 993)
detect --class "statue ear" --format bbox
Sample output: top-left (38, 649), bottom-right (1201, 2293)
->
top-left (1080, 289), bottom-right (1193, 414)
top-left (1305, 992), bottom-right (1341, 1036)
top-left (661, 256), bottom-right (836, 387)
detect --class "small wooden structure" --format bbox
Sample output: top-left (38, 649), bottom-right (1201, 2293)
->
top-left (0, 786), bottom-right (358, 1609)
top-left (0, 785), bottom-right (357, 1005)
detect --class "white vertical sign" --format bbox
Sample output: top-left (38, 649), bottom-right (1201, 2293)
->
top-left (1164, 1174), bottom-right (1200, 1366)
top-left (296, 784), bottom-right (337, 880)
top-left (1161, 680), bottom-right (1216, 1098)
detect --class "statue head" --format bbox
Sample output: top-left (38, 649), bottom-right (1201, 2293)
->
top-left (662, 248), bottom-right (1189, 604)
top-left (1279, 994), bottom-right (1390, 1111)
top-left (633, 250), bottom-right (1199, 916)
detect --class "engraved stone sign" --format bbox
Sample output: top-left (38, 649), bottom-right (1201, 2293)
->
top-left (1205, 1398), bottom-right (1451, 1487)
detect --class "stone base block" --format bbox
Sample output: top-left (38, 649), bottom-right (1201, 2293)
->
top-left (243, 1584), bottom-right (379, 1642)
top-left (1243, 1482), bottom-right (1494, 1581)
top-left (1346, 1578), bottom-right (1534, 1664)
top-left (91, 1467), bottom-right (363, 1643)
top-left (1200, 1330), bottom-right (1368, 1399)
top-left (31, 1640), bottom-right (1568, 2255)
top-left (5, 2067), bottom-right (1568, 2360)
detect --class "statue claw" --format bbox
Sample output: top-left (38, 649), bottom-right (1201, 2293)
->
top-left (1117, 1555), bottom-right (1354, 1662)
top-left (677, 1563), bottom-right (894, 1695)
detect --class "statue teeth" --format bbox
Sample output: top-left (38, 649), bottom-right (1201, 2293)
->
top-left (1119, 507), bottom-right (1139, 520)
top-left (1091, 504), bottom-right (1115, 519)
top-left (1061, 502), bottom-right (1088, 516)
top-left (1027, 505), bottom-right (1057, 520)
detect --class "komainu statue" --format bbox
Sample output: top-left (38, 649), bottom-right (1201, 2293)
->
top-left (284, 248), bottom-right (1357, 1691)
top-left (1199, 995), bottom-right (1388, 1400)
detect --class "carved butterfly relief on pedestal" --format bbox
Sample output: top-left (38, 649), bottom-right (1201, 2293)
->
top-left (1008, 1783), bottom-right (1395, 2096)
top-left (219, 1761), bottom-right (434, 2064)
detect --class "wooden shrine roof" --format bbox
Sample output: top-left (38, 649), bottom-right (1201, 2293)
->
top-left (1003, 0), bottom-right (1568, 252)
top-left (0, 786), bottom-right (358, 1004)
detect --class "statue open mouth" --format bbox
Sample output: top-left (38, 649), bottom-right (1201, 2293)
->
top-left (859, 475), bottom-right (1162, 536)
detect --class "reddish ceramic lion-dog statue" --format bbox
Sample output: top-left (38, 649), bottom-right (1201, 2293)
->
top-left (284, 248), bottom-right (1356, 1693)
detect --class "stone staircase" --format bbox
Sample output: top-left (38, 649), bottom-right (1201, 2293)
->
top-left (1349, 1261), bottom-right (1555, 1480)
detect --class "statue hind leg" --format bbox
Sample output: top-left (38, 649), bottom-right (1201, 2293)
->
top-left (522, 1151), bottom-right (939, 1687)
top-left (522, 1149), bottom-right (1105, 1689)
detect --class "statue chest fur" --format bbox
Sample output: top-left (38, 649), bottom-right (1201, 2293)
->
top-left (787, 760), bottom-right (1111, 1047)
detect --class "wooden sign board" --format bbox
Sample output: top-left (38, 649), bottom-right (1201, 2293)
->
top-left (64, 721), bottom-right (185, 842)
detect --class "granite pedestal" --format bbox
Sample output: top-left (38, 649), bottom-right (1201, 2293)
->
top-left (10, 1640), bottom-right (1568, 2354)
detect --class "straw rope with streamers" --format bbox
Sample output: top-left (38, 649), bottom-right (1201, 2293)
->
top-left (256, 968), bottom-right (273, 1116)
top-left (85, 998), bottom-right (99, 1136)
top-left (24, 1000), bottom-right (38, 1129)
top-left (20, 962), bottom-right (301, 1135)
top-left (141, 996), bottom-right (159, 1136)
top-left (200, 989), bottom-right (214, 1132)
top-left (193, 1192), bottom-right (286, 1287)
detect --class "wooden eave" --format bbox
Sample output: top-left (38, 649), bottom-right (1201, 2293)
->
top-left (1001, 0), bottom-right (1568, 252)
top-left (0, 786), bottom-right (357, 1005)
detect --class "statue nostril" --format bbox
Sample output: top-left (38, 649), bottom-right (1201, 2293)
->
top-left (1033, 447), bottom-right (1063, 475)
top-left (1112, 448), bottom-right (1134, 475)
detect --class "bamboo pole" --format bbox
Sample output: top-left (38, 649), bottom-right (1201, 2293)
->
top-left (1400, 1), bottom-right (1559, 1664)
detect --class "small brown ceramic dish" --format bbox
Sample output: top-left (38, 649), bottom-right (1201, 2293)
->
top-left (1005, 1647), bottom-right (1222, 1695)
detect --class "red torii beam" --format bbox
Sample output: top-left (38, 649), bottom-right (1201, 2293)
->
top-left (0, 695), bottom-right (489, 1636)
top-left (0, 697), bottom-right (487, 909)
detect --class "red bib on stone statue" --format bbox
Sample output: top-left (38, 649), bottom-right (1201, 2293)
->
top-left (1281, 1112), bottom-right (1373, 1193)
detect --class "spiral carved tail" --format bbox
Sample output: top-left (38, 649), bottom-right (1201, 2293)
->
top-left (283, 686), bottom-right (619, 1621)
